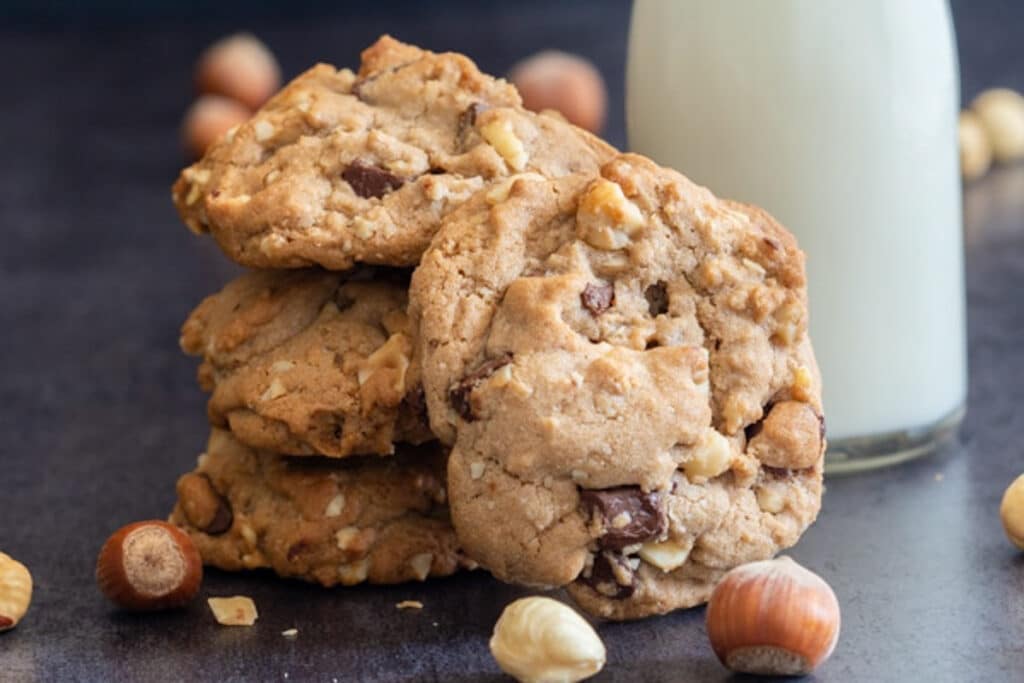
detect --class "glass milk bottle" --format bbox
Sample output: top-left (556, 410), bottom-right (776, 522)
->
top-left (628, 0), bottom-right (966, 472)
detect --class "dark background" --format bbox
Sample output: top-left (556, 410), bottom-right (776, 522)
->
top-left (2, 2), bottom-right (1024, 681)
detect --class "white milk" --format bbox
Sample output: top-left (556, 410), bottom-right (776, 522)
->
top-left (628, 0), bottom-right (966, 468)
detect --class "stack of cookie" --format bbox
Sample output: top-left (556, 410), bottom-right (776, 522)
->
top-left (168, 36), bottom-right (825, 621)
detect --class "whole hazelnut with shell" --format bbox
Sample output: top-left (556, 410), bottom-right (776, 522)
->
top-left (96, 520), bottom-right (203, 611)
top-left (706, 556), bottom-right (840, 676)
top-left (509, 51), bottom-right (607, 134)
top-left (195, 33), bottom-right (281, 111)
top-left (182, 95), bottom-right (251, 159)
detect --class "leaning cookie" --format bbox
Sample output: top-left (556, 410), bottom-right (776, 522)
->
top-left (173, 35), bottom-right (615, 270)
top-left (181, 269), bottom-right (431, 458)
top-left (169, 429), bottom-right (468, 586)
top-left (410, 154), bottom-right (824, 618)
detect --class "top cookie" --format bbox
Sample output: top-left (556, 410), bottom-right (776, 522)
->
top-left (172, 36), bottom-right (615, 270)
top-left (410, 154), bottom-right (824, 617)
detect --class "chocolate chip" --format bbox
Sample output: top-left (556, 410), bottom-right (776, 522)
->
top-left (579, 486), bottom-right (666, 551)
top-left (644, 281), bottom-right (669, 316)
top-left (449, 353), bottom-right (513, 421)
top-left (204, 496), bottom-right (233, 535)
top-left (342, 161), bottom-right (405, 199)
top-left (763, 465), bottom-right (794, 479)
top-left (763, 236), bottom-right (781, 251)
top-left (335, 290), bottom-right (355, 311)
top-left (745, 402), bottom-right (775, 442)
top-left (457, 102), bottom-right (486, 149)
top-left (178, 472), bottom-right (233, 535)
top-left (580, 552), bottom-right (635, 599)
top-left (286, 540), bottom-right (310, 562)
top-left (818, 413), bottom-right (827, 441)
top-left (581, 282), bottom-right (614, 316)
top-left (401, 386), bottom-right (427, 419)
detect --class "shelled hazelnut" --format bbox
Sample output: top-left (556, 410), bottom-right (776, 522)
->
top-left (0, 552), bottom-right (32, 631)
top-left (490, 596), bottom-right (605, 683)
top-left (1000, 474), bottom-right (1024, 549)
top-left (958, 111), bottom-right (992, 182)
top-left (971, 88), bottom-right (1024, 164)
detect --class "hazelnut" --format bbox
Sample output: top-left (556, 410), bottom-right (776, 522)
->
top-left (195, 33), bottom-right (281, 111)
top-left (182, 95), bottom-right (251, 159)
top-left (999, 473), bottom-right (1024, 549)
top-left (0, 552), bottom-right (32, 631)
top-left (959, 111), bottom-right (993, 181)
top-left (490, 596), bottom-right (605, 683)
top-left (971, 88), bottom-right (1024, 164)
top-left (509, 51), bottom-right (607, 134)
top-left (706, 556), bottom-right (840, 676)
top-left (96, 521), bottom-right (203, 611)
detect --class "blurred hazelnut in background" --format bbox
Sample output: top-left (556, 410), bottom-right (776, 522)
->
top-left (182, 95), bottom-right (252, 159)
top-left (182, 33), bottom-right (281, 159)
top-left (959, 111), bottom-right (993, 182)
top-left (195, 33), bottom-right (281, 111)
top-left (509, 50), bottom-right (607, 134)
top-left (960, 87), bottom-right (1024, 181)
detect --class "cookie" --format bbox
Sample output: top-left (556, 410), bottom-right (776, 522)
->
top-left (172, 36), bottom-right (615, 270)
top-left (181, 269), bottom-right (432, 458)
top-left (169, 429), bottom-right (467, 586)
top-left (409, 153), bottom-right (824, 619)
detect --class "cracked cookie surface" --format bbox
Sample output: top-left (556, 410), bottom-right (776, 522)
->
top-left (169, 429), bottom-right (468, 586)
top-left (410, 153), bottom-right (824, 619)
top-left (181, 269), bottom-right (431, 458)
top-left (173, 35), bottom-right (615, 270)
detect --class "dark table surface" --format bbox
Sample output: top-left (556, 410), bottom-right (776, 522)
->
top-left (2, 2), bottom-right (1024, 681)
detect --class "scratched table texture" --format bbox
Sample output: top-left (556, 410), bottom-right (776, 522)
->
top-left (1, 1), bottom-right (1023, 681)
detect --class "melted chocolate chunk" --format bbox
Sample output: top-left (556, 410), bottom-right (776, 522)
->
top-left (286, 540), bottom-right (310, 562)
top-left (763, 465), bottom-right (795, 479)
top-left (744, 402), bottom-right (775, 442)
top-left (581, 552), bottom-right (635, 599)
top-left (456, 102), bottom-right (486, 148)
top-left (448, 353), bottom-right (513, 421)
top-left (581, 282), bottom-right (614, 316)
top-left (342, 161), bottom-right (405, 199)
top-left (644, 281), bottom-right (669, 316)
top-left (200, 475), bottom-right (234, 535)
top-left (401, 386), bottom-right (428, 419)
top-left (579, 486), bottom-right (666, 550)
